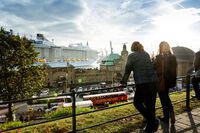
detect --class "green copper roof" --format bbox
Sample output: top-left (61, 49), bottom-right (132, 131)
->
top-left (102, 53), bottom-right (120, 61)
top-left (101, 53), bottom-right (120, 66)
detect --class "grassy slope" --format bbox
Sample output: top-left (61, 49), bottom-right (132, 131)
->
top-left (6, 90), bottom-right (200, 133)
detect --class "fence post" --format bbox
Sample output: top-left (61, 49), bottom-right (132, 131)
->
top-left (186, 74), bottom-right (191, 111)
top-left (72, 89), bottom-right (76, 133)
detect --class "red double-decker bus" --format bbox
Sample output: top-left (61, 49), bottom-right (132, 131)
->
top-left (83, 91), bottom-right (128, 106)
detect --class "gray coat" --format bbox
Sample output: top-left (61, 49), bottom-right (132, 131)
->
top-left (121, 51), bottom-right (158, 85)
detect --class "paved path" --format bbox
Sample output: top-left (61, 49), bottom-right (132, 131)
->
top-left (134, 108), bottom-right (200, 133)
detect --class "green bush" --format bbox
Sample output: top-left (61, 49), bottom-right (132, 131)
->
top-left (45, 107), bottom-right (93, 119)
top-left (44, 107), bottom-right (70, 119)
top-left (76, 107), bottom-right (93, 114)
top-left (0, 121), bottom-right (24, 130)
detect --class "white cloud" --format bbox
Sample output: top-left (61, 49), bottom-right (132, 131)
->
top-left (1, 0), bottom-right (200, 53)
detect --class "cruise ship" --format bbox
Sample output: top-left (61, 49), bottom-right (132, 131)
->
top-left (32, 34), bottom-right (99, 64)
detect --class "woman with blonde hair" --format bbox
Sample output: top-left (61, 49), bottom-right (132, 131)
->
top-left (154, 41), bottom-right (177, 125)
top-left (158, 41), bottom-right (173, 54)
top-left (121, 41), bottom-right (159, 132)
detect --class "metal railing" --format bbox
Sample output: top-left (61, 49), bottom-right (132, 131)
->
top-left (0, 75), bottom-right (194, 132)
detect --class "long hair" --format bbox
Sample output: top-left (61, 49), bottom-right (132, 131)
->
top-left (131, 41), bottom-right (144, 52)
top-left (159, 41), bottom-right (173, 55)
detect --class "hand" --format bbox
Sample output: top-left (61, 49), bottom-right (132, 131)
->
top-left (119, 83), bottom-right (127, 88)
top-left (120, 81), bottom-right (127, 87)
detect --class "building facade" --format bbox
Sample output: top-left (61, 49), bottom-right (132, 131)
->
top-left (172, 46), bottom-right (195, 76)
top-left (46, 44), bottom-right (128, 92)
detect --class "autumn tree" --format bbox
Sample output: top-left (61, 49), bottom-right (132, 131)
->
top-left (0, 28), bottom-right (46, 121)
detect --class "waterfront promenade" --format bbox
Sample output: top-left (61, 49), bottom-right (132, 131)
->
top-left (133, 107), bottom-right (200, 133)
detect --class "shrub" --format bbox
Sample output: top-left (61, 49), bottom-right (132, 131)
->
top-left (45, 107), bottom-right (71, 119)
top-left (0, 121), bottom-right (24, 131)
top-left (45, 107), bottom-right (93, 119)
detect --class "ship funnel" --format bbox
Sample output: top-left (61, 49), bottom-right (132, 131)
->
top-left (37, 33), bottom-right (45, 40)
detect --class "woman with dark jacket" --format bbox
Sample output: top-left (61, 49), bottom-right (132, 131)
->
top-left (121, 41), bottom-right (159, 133)
top-left (154, 41), bottom-right (177, 125)
top-left (191, 50), bottom-right (200, 99)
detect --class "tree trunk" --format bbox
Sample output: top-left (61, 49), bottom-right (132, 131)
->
top-left (7, 102), bottom-right (13, 121)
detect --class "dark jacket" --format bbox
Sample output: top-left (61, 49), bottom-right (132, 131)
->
top-left (154, 54), bottom-right (177, 88)
top-left (121, 51), bottom-right (158, 85)
top-left (194, 51), bottom-right (200, 71)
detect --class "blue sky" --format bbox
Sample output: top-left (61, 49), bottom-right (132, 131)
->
top-left (1, 0), bottom-right (200, 54)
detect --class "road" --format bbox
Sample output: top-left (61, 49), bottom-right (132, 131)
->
top-left (0, 102), bottom-right (27, 122)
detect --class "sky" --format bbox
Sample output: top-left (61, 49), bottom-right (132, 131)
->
top-left (1, 0), bottom-right (200, 55)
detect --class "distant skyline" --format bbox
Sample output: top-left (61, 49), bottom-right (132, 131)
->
top-left (1, 0), bottom-right (200, 54)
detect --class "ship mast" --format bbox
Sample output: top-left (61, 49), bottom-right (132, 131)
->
top-left (110, 40), bottom-right (113, 53)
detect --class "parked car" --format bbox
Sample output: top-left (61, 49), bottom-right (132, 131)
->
top-left (0, 100), bottom-right (13, 108)
top-left (45, 106), bottom-right (59, 113)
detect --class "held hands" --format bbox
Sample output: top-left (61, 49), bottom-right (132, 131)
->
top-left (119, 81), bottom-right (127, 88)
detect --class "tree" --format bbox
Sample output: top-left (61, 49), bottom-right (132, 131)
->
top-left (0, 28), bottom-right (46, 121)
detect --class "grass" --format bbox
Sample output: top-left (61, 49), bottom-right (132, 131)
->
top-left (2, 90), bottom-right (200, 133)
top-left (0, 121), bottom-right (25, 131)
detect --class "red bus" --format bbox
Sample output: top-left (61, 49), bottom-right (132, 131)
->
top-left (83, 91), bottom-right (128, 106)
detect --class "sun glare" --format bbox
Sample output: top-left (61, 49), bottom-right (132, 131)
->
top-left (147, 7), bottom-right (200, 52)
top-left (153, 10), bottom-right (195, 40)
